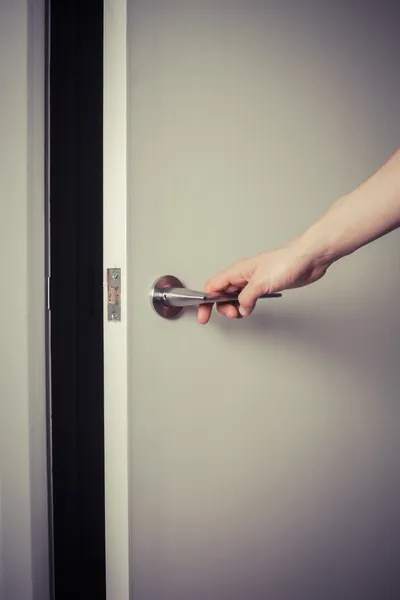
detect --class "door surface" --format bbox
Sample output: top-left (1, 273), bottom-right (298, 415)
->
top-left (105, 2), bottom-right (400, 599)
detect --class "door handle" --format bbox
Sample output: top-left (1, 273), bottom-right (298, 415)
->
top-left (150, 275), bottom-right (282, 319)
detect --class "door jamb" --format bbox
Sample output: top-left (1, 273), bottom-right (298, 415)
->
top-left (104, 1), bottom-right (131, 598)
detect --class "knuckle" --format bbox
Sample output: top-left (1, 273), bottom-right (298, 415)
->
top-left (238, 291), bottom-right (252, 307)
top-left (205, 274), bottom-right (220, 290)
top-left (232, 258), bottom-right (247, 270)
top-left (253, 272), bottom-right (270, 293)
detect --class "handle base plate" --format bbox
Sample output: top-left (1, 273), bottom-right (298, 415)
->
top-left (150, 275), bottom-right (184, 319)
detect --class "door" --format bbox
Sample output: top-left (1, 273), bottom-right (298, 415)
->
top-left (104, 2), bottom-right (400, 599)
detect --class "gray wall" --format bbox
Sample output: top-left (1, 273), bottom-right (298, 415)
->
top-left (0, 1), bottom-right (49, 599)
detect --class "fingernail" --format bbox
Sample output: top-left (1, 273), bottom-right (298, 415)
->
top-left (239, 306), bottom-right (249, 317)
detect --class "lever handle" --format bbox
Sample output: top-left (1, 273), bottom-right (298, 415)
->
top-left (150, 275), bottom-right (282, 319)
top-left (163, 287), bottom-right (282, 306)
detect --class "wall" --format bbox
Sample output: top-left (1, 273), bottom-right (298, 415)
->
top-left (0, 1), bottom-right (50, 599)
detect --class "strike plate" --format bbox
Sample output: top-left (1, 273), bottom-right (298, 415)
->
top-left (107, 268), bottom-right (121, 321)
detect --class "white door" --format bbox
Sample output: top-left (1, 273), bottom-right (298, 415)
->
top-left (104, 2), bottom-right (400, 599)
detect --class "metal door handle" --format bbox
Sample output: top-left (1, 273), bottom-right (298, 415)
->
top-left (150, 275), bottom-right (282, 319)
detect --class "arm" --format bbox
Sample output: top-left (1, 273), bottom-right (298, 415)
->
top-left (198, 148), bottom-right (400, 324)
top-left (297, 147), bottom-right (400, 264)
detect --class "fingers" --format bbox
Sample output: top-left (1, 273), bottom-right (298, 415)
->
top-left (197, 303), bottom-right (212, 324)
top-left (197, 297), bottom-right (241, 324)
top-left (204, 267), bottom-right (248, 294)
top-left (217, 303), bottom-right (241, 319)
top-left (198, 260), bottom-right (251, 324)
top-left (237, 280), bottom-right (266, 316)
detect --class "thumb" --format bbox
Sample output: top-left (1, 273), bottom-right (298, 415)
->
top-left (237, 279), bottom-right (266, 316)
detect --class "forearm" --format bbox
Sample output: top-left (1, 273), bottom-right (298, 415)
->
top-left (296, 148), bottom-right (400, 265)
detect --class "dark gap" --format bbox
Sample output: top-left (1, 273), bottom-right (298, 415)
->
top-left (49, 0), bottom-right (105, 598)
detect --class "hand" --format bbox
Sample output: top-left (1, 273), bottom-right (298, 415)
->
top-left (197, 242), bottom-right (330, 324)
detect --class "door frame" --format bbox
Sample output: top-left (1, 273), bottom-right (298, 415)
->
top-left (103, 0), bottom-right (131, 598)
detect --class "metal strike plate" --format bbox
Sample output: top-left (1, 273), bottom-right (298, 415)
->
top-left (107, 268), bottom-right (121, 321)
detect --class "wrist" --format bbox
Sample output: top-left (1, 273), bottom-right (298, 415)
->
top-left (291, 194), bottom-right (355, 267)
top-left (288, 222), bottom-right (340, 269)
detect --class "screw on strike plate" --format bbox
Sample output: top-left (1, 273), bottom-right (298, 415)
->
top-left (112, 271), bottom-right (119, 280)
